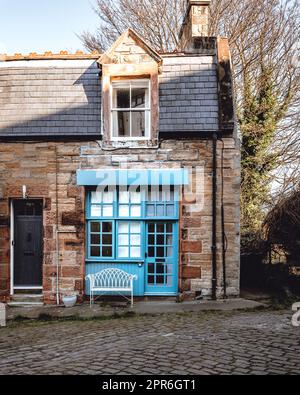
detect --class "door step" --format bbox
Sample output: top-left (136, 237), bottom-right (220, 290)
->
top-left (8, 294), bottom-right (44, 307)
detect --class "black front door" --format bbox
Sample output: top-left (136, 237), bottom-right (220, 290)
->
top-left (14, 200), bottom-right (43, 287)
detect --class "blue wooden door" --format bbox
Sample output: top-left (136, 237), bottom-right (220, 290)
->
top-left (145, 221), bottom-right (178, 295)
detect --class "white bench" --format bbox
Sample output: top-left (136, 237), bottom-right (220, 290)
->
top-left (86, 268), bottom-right (137, 308)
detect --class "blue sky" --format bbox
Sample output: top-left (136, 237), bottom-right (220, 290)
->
top-left (0, 0), bottom-right (100, 54)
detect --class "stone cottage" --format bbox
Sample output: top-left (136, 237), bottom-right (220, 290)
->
top-left (0, 0), bottom-right (240, 305)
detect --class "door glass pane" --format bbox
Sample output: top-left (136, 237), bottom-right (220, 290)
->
top-left (148, 235), bottom-right (155, 245)
top-left (157, 247), bottom-right (164, 257)
top-left (148, 263), bottom-right (155, 274)
top-left (167, 247), bottom-right (173, 257)
top-left (166, 223), bottom-right (172, 233)
top-left (148, 223), bottom-right (155, 233)
top-left (157, 263), bottom-right (165, 274)
top-left (157, 224), bottom-right (164, 233)
top-left (148, 275), bottom-right (155, 284)
top-left (166, 276), bottom-right (173, 286)
top-left (166, 234), bottom-right (173, 245)
top-left (157, 276), bottom-right (165, 284)
top-left (157, 234), bottom-right (165, 246)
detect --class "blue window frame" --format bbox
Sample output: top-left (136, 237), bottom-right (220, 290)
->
top-left (86, 186), bottom-right (179, 263)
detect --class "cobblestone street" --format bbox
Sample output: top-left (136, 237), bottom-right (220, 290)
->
top-left (0, 309), bottom-right (299, 375)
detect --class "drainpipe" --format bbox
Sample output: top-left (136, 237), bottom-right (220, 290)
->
top-left (55, 146), bottom-right (60, 306)
top-left (211, 133), bottom-right (218, 300)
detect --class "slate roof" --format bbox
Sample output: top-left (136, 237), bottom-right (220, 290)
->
top-left (0, 54), bottom-right (219, 139)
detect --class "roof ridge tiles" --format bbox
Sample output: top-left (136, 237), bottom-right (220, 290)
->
top-left (0, 50), bottom-right (101, 62)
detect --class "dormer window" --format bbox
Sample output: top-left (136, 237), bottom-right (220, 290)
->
top-left (111, 79), bottom-right (151, 140)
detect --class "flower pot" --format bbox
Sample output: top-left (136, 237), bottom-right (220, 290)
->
top-left (62, 295), bottom-right (77, 308)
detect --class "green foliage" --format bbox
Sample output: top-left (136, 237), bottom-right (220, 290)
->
top-left (240, 68), bottom-right (281, 238)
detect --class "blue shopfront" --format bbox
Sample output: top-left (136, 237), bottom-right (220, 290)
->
top-left (77, 169), bottom-right (189, 297)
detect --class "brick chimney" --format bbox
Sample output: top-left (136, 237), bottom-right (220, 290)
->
top-left (179, 0), bottom-right (211, 52)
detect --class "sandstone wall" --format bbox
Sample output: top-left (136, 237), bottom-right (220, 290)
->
top-left (0, 138), bottom-right (240, 303)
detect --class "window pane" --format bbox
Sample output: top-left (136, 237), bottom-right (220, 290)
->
top-left (102, 222), bottom-right (112, 233)
top-left (119, 191), bottom-right (130, 203)
top-left (102, 234), bottom-right (112, 245)
top-left (118, 222), bottom-right (129, 234)
top-left (131, 222), bottom-right (141, 233)
top-left (130, 191), bottom-right (141, 203)
top-left (91, 205), bottom-right (101, 217)
top-left (156, 205), bottom-right (164, 216)
top-left (147, 205), bottom-right (155, 217)
top-left (119, 234), bottom-right (129, 245)
top-left (131, 234), bottom-right (141, 245)
top-left (91, 222), bottom-right (101, 233)
top-left (157, 234), bottom-right (165, 246)
top-left (166, 205), bottom-right (174, 217)
top-left (131, 247), bottom-right (141, 258)
top-left (166, 223), bottom-right (172, 233)
top-left (114, 88), bottom-right (130, 108)
top-left (119, 205), bottom-right (130, 217)
top-left (112, 111), bottom-right (130, 137)
top-left (91, 191), bottom-right (102, 204)
top-left (90, 246), bottom-right (100, 257)
top-left (103, 191), bottom-right (114, 203)
top-left (102, 205), bottom-right (113, 217)
top-left (131, 111), bottom-right (145, 137)
top-left (148, 275), bottom-right (155, 284)
top-left (91, 234), bottom-right (101, 245)
top-left (131, 88), bottom-right (147, 109)
top-left (131, 205), bottom-right (141, 217)
top-left (102, 246), bottom-right (112, 257)
top-left (118, 247), bottom-right (129, 258)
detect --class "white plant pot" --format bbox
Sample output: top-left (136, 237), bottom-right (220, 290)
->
top-left (62, 295), bottom-right (77, 308)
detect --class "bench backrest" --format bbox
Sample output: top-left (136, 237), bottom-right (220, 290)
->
top-left (89, 268), bottom-right (136, 289)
